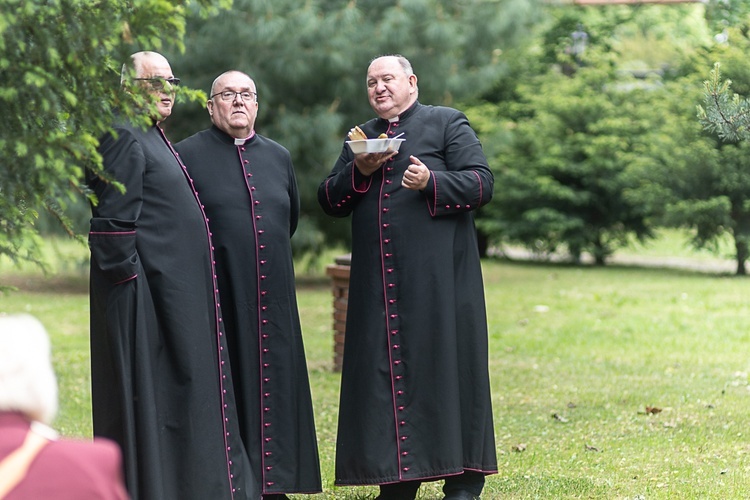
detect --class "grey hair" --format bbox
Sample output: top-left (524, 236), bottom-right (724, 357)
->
top-left (0, 314), bottom-right (58, 424)
top-left (370, 54), bottom-right (414, 76)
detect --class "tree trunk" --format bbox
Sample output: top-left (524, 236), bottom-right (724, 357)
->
top-left (735, 238), bottom-right (748, 276)
top-left (592, 239), bottom-right (608, 266)
top-left (476, 229), bottom-right (489, 258)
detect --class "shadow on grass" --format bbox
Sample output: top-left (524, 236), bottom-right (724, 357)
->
top-left (2, 272), bottom-right (331, 296)
top-left (3, 252), bottom-right (744, 297)
top-left (489, 255), bottom-right (742, 279)
top-left (1, 273), bottom-right (89, 295)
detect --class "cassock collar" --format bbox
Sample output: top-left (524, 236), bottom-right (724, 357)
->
top-left (378, 101), bottom-right (421, 126)
top-left (210, 125), bottom-right (256, 146)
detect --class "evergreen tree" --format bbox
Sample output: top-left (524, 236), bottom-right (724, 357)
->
top-left (665, 27), bottom-right (750, 275)
top-left (699, 0), bottom-right (750, 140)
top-left (0, 0), bottom-right (229, 272)
top-left (474, 11), bottom-right (665, 264)
top-left (164, 0), bottom-right (542, 250)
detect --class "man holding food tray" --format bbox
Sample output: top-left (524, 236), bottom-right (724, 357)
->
top-left (318, 55), bottom-right (497, 500)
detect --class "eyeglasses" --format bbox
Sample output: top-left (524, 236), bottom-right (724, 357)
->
top-left (132, 77), bottom-right (181, 90)
top-left (210, 90), bottom-right (257, 102)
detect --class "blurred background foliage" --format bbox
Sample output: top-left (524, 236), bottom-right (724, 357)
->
top-left (162, 0), bottom-right (542, 249)
top-left (7, 0), bottom-right (750, 276)
top-left (0, 0), bottom-right (230, 271)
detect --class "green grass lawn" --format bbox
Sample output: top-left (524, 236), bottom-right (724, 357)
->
top-left (1, 232), bottom-right (749, 499)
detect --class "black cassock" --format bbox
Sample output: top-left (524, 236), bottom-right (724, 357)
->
top-left (176, 126), bottom-right (322, 496)
top-left (318, 102), bottom-right (498, 485)
top-left (88, 122), bottom-right (256, 500)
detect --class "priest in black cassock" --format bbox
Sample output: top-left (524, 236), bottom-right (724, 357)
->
top-left (318, 55), bottom-right (498, 500)
top-left (87, 52), bottom-right (256, 500)
top-left (175, 71), bottom-right (322, 499)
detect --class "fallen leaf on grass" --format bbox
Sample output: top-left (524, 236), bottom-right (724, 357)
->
top-left (645, 406), bottom-right (662, 414)
top-left (567, 402), bottom-right (577, 408)
top-left (584, 443), bottom-right (600, 452)
top-left (512, 443), bottom-right (527, 452)
top-left (552, 413), bottom-right (568, 423)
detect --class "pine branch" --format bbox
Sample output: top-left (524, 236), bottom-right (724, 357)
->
top-left (698, 63), bottom-right (750, 142)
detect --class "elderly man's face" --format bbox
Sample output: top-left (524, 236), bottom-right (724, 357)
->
top-left (207, 72), bottom-right (258, 139)
top-left (135, 54), bottom-right (177, 121)
top-left (366, 57), bottom-right (418, 120)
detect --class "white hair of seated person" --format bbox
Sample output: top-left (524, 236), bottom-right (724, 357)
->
top-left (0, 313), bottom-right (58, 425)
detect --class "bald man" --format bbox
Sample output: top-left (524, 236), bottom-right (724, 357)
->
top-left (319, 54), bottom-right (497, 500)
top-left (176, 70), bottom-right (321, 499)
top-left (87, 53), bottom-right (255, 499)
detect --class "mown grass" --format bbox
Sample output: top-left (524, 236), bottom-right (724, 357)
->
top-left (1, 231), bottom-right (749, 499)
top-left (481, 263), bottom-right (750, 499)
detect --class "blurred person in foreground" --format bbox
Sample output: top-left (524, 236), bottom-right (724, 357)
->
top-left (318, 54), bottom-right (497, 500)
top-left (87, 52), bottom-right (256, 499)
top-left (0, 313), bottom-right (128, 500)
top-left (176, 70), bottom-right (322, 499)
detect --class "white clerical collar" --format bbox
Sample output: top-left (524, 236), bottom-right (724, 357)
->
top-left (388, 116), bottom-right (399, 123)
top-left (234, 131), bottom-right (256, 145)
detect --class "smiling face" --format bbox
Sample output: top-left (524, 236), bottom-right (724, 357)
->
top-left (132, 52), bottom-right (176, 121)
top-left (207, 71), bottom-right (258, 139)
top-left (366, 56), bottom-right (418, 120)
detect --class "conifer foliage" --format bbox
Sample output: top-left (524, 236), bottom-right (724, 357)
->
top-left (0, 0), bottom-right (229, 268)
top-left (699, 62), bottom-right (750, 143)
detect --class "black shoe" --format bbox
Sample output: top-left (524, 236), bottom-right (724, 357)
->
top-left (263, 495), bottom-right (290, 500)
top-left (375, 493), bottom-right (419, 500)
top-left (442, 469), bottom-right (484, 500)
top-left (443, 492), bottom-right (480, 500)
top-left (376, 480), bottom-right (422, 499)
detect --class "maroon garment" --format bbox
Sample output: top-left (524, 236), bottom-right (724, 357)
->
top-left (0, 412), bottom-right (128, 500)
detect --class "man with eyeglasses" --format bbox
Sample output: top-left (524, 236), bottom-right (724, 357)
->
top-left (87, 53), bottom-right (256, 500)
top-left (176, 71), bottom-right (322, 500)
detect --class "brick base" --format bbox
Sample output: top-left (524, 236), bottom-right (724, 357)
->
top-left (325, 254), bottom-right (351, 372)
